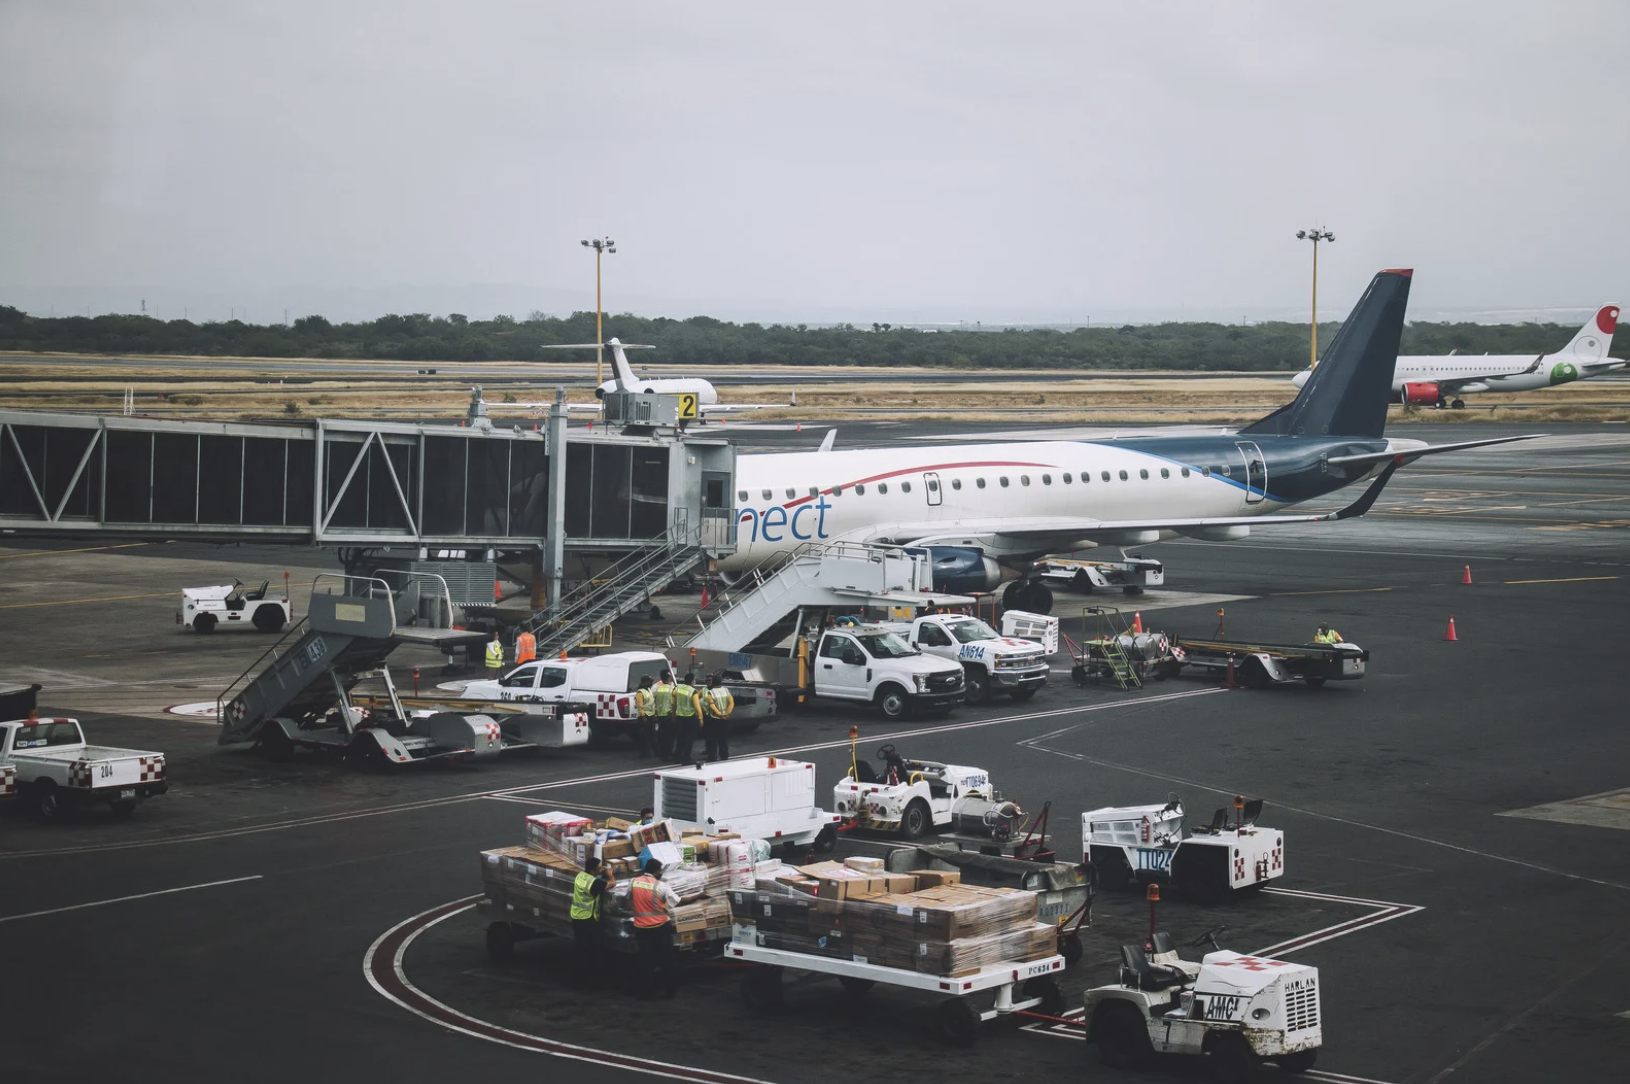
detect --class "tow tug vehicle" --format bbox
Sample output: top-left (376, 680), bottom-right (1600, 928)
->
top-left (180, 578), bottom-right (291, 633)
top-left (1086, 926), bottom-right (1320, 1081)
top-left (835, 737), bottom-right (1020, 840)
top-left (1084, 794), bottom-right (1284, 901)
top-left (1036, 554), bottom-right (1165, 596)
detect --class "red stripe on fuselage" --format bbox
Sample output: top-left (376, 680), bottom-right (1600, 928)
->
top-left (774, 460), bottom-right (1054, 509)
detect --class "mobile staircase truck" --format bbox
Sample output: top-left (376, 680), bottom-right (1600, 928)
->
top-left (217, 574), bottom-right (586, 767)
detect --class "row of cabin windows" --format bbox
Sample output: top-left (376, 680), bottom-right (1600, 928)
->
top-left (738, 464), bottom-right (1206, 502)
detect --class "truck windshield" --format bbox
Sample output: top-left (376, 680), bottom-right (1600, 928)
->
top-left (854, 632), bottom-right (916, 659)
top-left (945, 619), bottom-right (1001, 644)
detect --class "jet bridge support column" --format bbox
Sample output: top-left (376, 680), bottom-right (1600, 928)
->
top-left (542, 386), bottom-right (569, 609)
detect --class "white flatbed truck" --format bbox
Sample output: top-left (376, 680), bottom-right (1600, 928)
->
top-left (653, 757), bottom-right (841, 854)
top-left (730, 936), bottom-right (1066, 1047)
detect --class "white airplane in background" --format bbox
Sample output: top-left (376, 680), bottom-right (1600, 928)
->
top-left (1292, 304), bottom-right (1621, 409)
top-left (491, 338), bottom-right (781, 419)
top-left (721, 269), bottom-right (1539, 614)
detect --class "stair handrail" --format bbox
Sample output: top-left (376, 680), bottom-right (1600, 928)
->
top-left (523, 520), bottom-right (703, 639)
top-left (214, 614), bottom-right (312, 725)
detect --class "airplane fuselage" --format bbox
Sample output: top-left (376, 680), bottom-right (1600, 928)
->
top-left (721, 433), bottom-right (1407, 570)
top-left (596, 377), bottom-right (719, 403)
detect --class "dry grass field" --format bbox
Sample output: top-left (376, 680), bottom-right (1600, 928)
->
top-left (2, 352), bottom-right (1627, 425)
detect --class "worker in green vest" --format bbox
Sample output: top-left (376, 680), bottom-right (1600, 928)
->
top-left (1314, 622), bottom-right (1344, 644)
top-left (671, 671), bottom-right (698, 764)
top-left (650, 670), bottom-right (676, 759)
top-left (484, 632), bottom-right (505, 671)
top-left (633, 675), bottom-right (657, 759)
top-left (570, 855), bottom-right (615, 986)
top-left (702, 674), bottom-right (735, 763)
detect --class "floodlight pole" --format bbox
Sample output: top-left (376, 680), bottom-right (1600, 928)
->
top-left (1296, 228), bottom-right (1334, 370)
top-left (581, 237), bottom-right (616, 385)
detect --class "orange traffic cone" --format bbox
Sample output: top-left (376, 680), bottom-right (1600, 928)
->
top-left (796, 423), bottom-right (802, 432)
top-left (494, 580), bottom-right (502, 601)
top-left (700, 584), bottom-right (711, 609)
top-left (1461, 565), bottom-right (1473, 585)
top-left (1222, 656), bottom-right (1239, 689)
top-left (1132, 611), bottom-right (1143, 634)
top-left (1445, 615), bottom-right (1459, 641)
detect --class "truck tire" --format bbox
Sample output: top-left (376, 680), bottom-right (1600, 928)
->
top-left (1207, 1031), bottom-right (1257, 1083)
top-left (486, 921), bottom-right (517, 961)
top-left (1303, 676), bottom-right (1326, 688)
top-left (258, 724), bottom-right (294, 763)
top-left (875, 685), bottom-right (911, 721)
top-left (964, 668), bottom-right (991, 705)
top-left (813, 824), bottom-right (838, 853)
top-left (1073, 570), bottom-right (1095, 594)
top-left (193, 613), bottom-right (217, 634)
top-left (1239, 657), bottom-right (1272, 690)
top-left (1091, 849), bottom-right (1133, 892)
top-left (33, 780), bottom-right (69, 822)
top-left (936, 997), bottom-right (982, 1047)
top-left (1024, 976), bottom-right (1064, 1017)
top-left (1010, 686), bottom-right (1038, 701)
top-left (838, 976), bottom-right (874, 994)
top-left (252, 605), bottom-right (285, 633)
top-left (902, 799), bottom-right (932, 839)
top-left (1095, 1002), bottom-right (1153, 1068)
top-left (1060, 932), bottom-right (1084, 965)
top-left (1277, 1050), bottom-right (1317, 1074)
top-left (109, 800), bottom-right (137, 819)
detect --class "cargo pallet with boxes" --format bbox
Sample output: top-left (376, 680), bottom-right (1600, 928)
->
top-left (726, 854), bottom-right (1068, 1046)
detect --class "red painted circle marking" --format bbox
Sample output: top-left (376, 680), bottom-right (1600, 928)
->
top-left (1598, 306), bottom-right (1619, 334)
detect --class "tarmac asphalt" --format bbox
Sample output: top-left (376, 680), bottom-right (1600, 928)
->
top-left (3, 420), bottom-right (1629, 1084)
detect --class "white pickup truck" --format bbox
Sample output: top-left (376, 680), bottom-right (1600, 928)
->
top-left (811, 624), bottom-right (964, 720)
top-left (1, 716), bottom-right (168, 820)
top-left (886, 613), bottom-right (1050, 705)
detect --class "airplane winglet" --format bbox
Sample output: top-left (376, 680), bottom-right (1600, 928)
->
top-left (1330, 459), bottom-right (1402, 520)
top-left (818, 429), bottom-right (837, 453)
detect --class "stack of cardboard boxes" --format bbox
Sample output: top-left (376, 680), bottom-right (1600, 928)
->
top-left (480, 811), bottom-right (770, 951)
top-left (729, 855), bottom-right (1056, 977)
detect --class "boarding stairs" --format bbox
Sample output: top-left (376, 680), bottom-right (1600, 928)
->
top-left (217, 574), bottom-right (482, 744)
top-left (680, 540), bottom-right (972, 654)
top-left (521, 521), bottom-right (707, 659)
top-left (1085, 606), bottom-right (1143, 690)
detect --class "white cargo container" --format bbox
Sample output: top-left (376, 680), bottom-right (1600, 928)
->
top-left (653, 757), bottom-right (840, 852)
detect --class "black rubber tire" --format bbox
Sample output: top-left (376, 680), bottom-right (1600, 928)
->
top-left (1304, 676), bottom-right (1327, 688)
top-left (193, 613), bottom-right (217, 634)
top-left (936, 997), bottom-right (982, 1047)
top-left (258, 724), bottom-right (294, 762)
top-left (739, 968), bottom-right (784, 1014)
top-left (344, 738), bottom-right (389, 772)
top-left (1240, 658), bottom-right (1273, 690)
top-left (1277, 1049), bottom-right (1317, 1074)
top-left (34, 780), bottom-right (68, 822)
top-left (486, 921), bottom-right (516, 962)
top-left (1024, 976), bottom-right (1064, 1017)
top-left (1073, 570), bottom-right (1095, 594)
top-left (1451, 398), bottom-right (1465, 409)
top-left (1208, 1031), bottom-right (1257, 1083)
top-left (902, 799), bottom-right (932, 839)
top-left (813, 824), bottom-right (838, 853)
top-left (252, 605), bottom-right (285, 633)
top-left (838, 976), bottom-right (875, 994)
top-left (964, 668), bottom-right (991, 706)
top-left (1061, 932), bottom-right (1084, 966)
top-left (1071, 664), bottom-right (1088, 688)
top-left (1001, 580), bottom-right (1030, 611)
top-left (1095, 1002), bottom-right (1152, 1068)
top-left (1092, 850), bottom-right (1134, 892)
top-left (1010, 686), bottom-right (1039, 701)
top-left (876, 685), bottom-right (911, 721)
top-left (1027, 583), bottom-right (1054, 615)
top-left (108, 800), bottom-right (137, 819)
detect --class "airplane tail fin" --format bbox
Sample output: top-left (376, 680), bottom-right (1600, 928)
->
top-left (606, 337), bottom-right (640, 391)
top-left (1241, 268), bottom-right (1413, 440)
top-left (1562, 305), bottom-right (1619, 362)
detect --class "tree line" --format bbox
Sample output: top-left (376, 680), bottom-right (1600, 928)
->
top-left (0, 304), bottom-right (1620, 372)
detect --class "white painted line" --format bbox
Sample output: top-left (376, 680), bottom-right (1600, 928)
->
top-left (0, 874), bottom-right (264, 923)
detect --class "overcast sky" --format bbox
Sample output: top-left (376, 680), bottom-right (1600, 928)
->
top-left (2, 1), bottom-right (1626, 325)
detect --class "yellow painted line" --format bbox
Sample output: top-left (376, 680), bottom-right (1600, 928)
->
top-left (1269, 587), bottom-right (1395, 597)
top-left (0, 542), bottom-right (150, 560)
top-left (1502, 576), bottom-right (1621, 585)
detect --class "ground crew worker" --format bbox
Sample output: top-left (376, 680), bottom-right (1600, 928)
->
top-left (570, 855), bottom-right (615, 986)
top-left (651, 670), bottom-right (676, 759)
top-left (671, 671), bottom-right (699, 764)
top-left (1314, 622), bottom-right (1344, 644)
top-left (633, 675), bottom-right (657, 759)
top-left (702, 674), bottom-right (735, 763)
top-left (629, 858), bottom-right (680, 998)
top-left (637, 806), bottom-right (654, 825)
top-left (514, 629), bottom-right (536, 664)
top-left (484, 632), bottom-right (505, 672)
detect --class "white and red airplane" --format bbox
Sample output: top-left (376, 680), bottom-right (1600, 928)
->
top-left (1292, 305), bottom-right (1621, 409)
top-left (721, 269), bottom-right (1538, 613)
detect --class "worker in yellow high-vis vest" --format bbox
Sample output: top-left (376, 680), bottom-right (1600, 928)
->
top-left (671, 672), bottom-right (698, 765)
top-left (633, 675), bottom-right (657, 759)
top-left (702, 674), bottom-right (735, 763)
top-left (569, 855), bottom-right (615, 986)
top-left (651, 670), bottom-right (676, 759)
top-left (484, 633), bottom-right (504, 671)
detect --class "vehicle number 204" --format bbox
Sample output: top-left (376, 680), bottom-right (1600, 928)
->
top-left (99, 763), bottom-right (114, 779)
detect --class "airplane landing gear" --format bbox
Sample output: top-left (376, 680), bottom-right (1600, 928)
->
top-left (1002, 580), bottom-right (1054, 615)
top-left (1451, 398), bottom-right (1466, 409)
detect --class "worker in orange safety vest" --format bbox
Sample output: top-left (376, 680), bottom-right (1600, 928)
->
top-left (514, 630), bottom-right (537, 664)
top-left (629, 858), bottom-right (680, 998)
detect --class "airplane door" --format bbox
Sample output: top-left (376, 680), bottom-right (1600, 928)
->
top-left (923, 472), bottom-right (943, 507)
top-left (1235, 441), bottom-right (1266, 504)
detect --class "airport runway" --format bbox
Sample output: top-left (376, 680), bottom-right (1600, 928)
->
top-left (2, 420), bottom-right (1628, 1084)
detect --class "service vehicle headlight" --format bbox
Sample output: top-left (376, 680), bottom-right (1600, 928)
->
top-left (913, 673), bottom-right (931, 691)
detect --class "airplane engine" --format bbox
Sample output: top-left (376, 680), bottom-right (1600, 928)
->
top-left (1398, 382), bottom-right (1440, 405)
top-left (921, 546), bottom-right (1002, 594)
